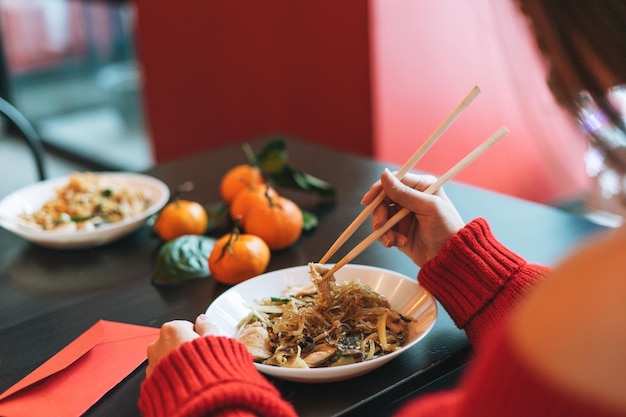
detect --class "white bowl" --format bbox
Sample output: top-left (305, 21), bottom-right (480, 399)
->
top-left (206, 264), bottom-right (437, 383)
top-left (0, 172), bottom-right (169, 249)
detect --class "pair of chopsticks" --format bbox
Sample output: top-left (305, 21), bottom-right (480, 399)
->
top-left (318, 85), bottom-right (508, 279)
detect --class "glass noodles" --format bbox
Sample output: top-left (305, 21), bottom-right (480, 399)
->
top-left (236, 263), bottom-right (411, 368)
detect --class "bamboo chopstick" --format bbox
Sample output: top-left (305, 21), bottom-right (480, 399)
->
top-left (318, 85), bottom-right (481, 264)
top-left (321, 126), bottom-right (509, 279)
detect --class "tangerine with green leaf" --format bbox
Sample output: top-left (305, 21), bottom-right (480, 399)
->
top-left (208, 227), bottom-right (270, 285)
top-left (219, 164), bottom-right (265, 203)
top-left (244, 193), bottom-right (303, 250)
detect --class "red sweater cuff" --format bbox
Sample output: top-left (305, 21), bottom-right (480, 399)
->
top-left (138, 336), bottom-right (297, 417)
top-left (418, 218), bottom-right (548, 344)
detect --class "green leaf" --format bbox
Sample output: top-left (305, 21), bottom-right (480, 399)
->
top-left (277, 166), bottom-right (335, 198)
top-left (253, 139), bottom-right (336, 199)
top-left (253, 139), bottom-right (289, 173)
top-left (302, 210), bottom-right (318, 232)
top-left (153, 235), bottom-right (216, 285)
top-left (204, 201), bottom-right (229, 233)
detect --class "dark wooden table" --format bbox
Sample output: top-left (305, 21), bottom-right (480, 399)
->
top-left (0, 138), bottom-right (605, 416)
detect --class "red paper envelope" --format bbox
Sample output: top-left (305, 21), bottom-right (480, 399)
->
top-left (0, 320), bottom-right (160, 417)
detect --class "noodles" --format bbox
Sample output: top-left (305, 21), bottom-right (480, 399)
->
top-left (236, 263), bottom-right (411, 368)
top-left (20, 172), bottom-right (152, 231)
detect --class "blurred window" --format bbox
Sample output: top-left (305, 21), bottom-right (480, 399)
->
top-left (0, 0), bottom-right (152, 171)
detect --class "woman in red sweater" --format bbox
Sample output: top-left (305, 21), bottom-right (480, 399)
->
top-left (139, 172), bottom-right (625, 417)
top-left (139, 0), bottom-right (626, 416)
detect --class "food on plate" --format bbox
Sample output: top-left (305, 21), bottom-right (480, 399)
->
top-left (235, 263), bottom-right (411, 368)
top-left (208, 228), bottom-right (271, 285)
top-left (20, 172), bottom-right (152, 231)
top-left (154, 199), bottom-right (209, 241)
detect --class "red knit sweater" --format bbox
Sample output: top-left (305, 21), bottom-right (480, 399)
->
top-left (138, 218), bottom-right (623, 417)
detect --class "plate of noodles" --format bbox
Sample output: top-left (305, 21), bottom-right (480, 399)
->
top-left (206, 263), bottom-right (437, 383)
top-left (0, 172), bottom-right (169, 249)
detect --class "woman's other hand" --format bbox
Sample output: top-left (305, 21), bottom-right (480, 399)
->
top-left (146, 314), bottom-right (218, 376)
top-left (362, 169), bottom-right (465, 266)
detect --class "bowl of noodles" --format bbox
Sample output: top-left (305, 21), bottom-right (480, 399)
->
top-left (206, 263), bottom-right (437, 383)
top-left (0, 172), bottom-right (169, 249)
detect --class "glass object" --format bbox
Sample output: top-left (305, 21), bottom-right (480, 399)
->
top-left (577, 88), bottom-right (626, 227)
top-left (0, 0), bottom-right (152, 172)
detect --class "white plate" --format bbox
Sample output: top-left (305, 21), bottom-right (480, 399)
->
top-left (0, 172), bottom-right (169, 249)
top-left (206, 264), bottom-right (437, 383)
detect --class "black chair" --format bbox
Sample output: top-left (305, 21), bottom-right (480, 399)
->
top-left (0, 97), bottom-right (47, 181)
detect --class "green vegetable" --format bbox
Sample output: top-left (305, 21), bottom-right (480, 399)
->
top-left (247, 139), bottom-right (336, 199)
top-left (270, 297), bottom-right (291, 303)
top-left (153, 235), bottom-right (216, 285)
top-left (302, 210), bottom-right (318, 232)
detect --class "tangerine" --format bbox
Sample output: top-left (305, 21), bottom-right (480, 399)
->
top-left (154, 199), bottom-right (209, 241)
top-left (229, 183), bottom-right (278, 226)
top-left (208, 229), bottom-right (271, 285)
top-left (245, 194), bottom-right (303, 250)
top-left (219, 164), bottom-right (265, 203)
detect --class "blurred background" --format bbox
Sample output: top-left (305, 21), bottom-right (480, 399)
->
top-left (0, 0), bottom-right (594, 217)
top-left (0, 0), bottom-right (150, 197)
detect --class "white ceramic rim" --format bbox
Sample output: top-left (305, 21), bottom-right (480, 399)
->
top-left (206, 264), bottom-right (437, 383)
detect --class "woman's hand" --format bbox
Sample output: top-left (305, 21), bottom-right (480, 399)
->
top-left (362, 169), bottom-right (465, 266)
top-left (145, 314), bottom-right (218, 377)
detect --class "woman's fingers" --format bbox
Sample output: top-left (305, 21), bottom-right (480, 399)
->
top-left (195, 313), bottom-right (220, 336)
top-left (145, 315), bottom-right (221, 378)
top-left (146, 320), bottom-right (197, 376)
top-left (360, 179), bottom-right (383, 206)
top-left (380, 170), bottom-right (439, 213)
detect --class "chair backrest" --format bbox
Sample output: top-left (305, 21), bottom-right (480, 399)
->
top-left (0, 97), bottom-right (47, 181)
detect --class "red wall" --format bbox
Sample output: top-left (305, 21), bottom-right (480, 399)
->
top-left (135, 1), bottom-right (590, 204)
top-left (370, 0), bottom-right (589, 204)
top-left (135, 1), bottom-right (373, 163)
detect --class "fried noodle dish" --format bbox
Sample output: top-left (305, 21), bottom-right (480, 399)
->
top-left (236, 263), bottom-right (411, 368)
top-left (21, 172), bottom-right (152, 231)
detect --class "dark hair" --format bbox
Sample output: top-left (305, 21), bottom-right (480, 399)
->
top-left (518, 0), bottom-right (626, 126)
